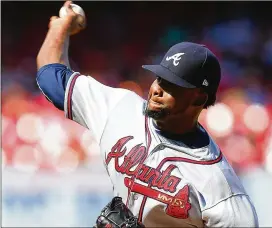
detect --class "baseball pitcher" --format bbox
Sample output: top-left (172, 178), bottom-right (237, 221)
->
top-left (36, 1), bottom-right (258, 227)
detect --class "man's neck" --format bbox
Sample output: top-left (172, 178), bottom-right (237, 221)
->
top-left (152, 119), bottom-right (210, 149)
top-left (153, 118), bottom-right (198, 135)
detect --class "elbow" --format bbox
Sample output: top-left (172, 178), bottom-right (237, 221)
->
top-left (36, 64), bottom-right (73, 111)
top-left (36, 49), bottom-right (44, 71)
top-left (36, 56), bottom-right (41, 71)
top-left (36, 66), bottom-right (52, 100)
top-left (36, 44), bottom-right (57, 70)
top-left (36, 48), bottom-right (49, 71)
top-left (36, 68), bottom-right (54, 106)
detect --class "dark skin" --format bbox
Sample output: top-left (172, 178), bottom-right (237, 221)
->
top-left (146, 77), bottom-right (208, 135)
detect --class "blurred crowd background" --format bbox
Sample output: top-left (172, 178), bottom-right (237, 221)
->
top-left (2, 1), bottom-right (272, 227)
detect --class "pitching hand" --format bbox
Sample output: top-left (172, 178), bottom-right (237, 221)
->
top-left (49, 1), bottom-right (86, 36)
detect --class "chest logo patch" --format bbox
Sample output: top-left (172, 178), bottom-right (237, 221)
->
top-left (125, 177), bottom-right (191, 219)
top-left (106, 136), bottom-right (191, 219)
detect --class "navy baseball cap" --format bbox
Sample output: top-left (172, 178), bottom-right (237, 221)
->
top-left (142, 42), bottom-right (221, 94)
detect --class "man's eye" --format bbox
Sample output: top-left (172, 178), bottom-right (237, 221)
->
top-left (157, 77), bottom-right (168, 87)
top-left (156, 76), bottom-right (162, 83)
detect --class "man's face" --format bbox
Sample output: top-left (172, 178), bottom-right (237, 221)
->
top-left (145, 77), bottom-right (199, 120)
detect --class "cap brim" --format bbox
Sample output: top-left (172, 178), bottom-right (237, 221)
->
top-left (142, 64), bottom-right (196, 88)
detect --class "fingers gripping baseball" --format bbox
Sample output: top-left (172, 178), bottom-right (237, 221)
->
top-left (61, 1), bottom-right (78, 19)
top-left (48, 1), bottom-right (86, 35)
top-left (59, 1), bottom-right (86, 35)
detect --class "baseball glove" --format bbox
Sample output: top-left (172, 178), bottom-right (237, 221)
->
top-left (95, 196), bottom-right (145, 228)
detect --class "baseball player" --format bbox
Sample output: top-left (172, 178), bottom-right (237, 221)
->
top-left (36, 1), bottom-right (258, 227)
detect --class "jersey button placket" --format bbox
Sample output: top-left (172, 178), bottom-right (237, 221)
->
top-left (133, 194), bottom-right (138, 200)
top-left (159, 145), bottom-right (165, 150)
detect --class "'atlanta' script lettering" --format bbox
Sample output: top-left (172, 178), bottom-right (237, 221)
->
top-left (106, 136), bottom-right (181, 193)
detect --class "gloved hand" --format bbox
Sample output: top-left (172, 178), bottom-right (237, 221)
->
top-left (95, 197), bottom-right (145, 228)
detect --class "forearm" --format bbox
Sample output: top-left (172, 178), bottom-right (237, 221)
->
top-left (37, 22), bottom-right (71, 70)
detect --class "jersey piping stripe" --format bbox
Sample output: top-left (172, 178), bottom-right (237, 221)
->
top-left (138, 116), bottom-right (152, 222)
top-left (126, 116), bottom-right (152, 209)
top-left (137, 120), bottom-right (223, 223)
top-left (126, 117), bottom-right (152, 216)
top-left (67, 73), bottom-right (81, 120)
top-left (157, 152), bottom-right (223, 169)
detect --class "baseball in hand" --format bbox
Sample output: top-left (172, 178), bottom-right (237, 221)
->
top-left (59, 3), bottom-right (86, 35)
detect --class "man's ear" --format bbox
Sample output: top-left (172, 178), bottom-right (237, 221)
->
top-left (193, 91), bottom-right (208, 107)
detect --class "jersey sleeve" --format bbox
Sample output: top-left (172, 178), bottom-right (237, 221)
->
top-left (202, 194), bottom-right (259, 227)
top-left (36, 63), bottom-right (75, 110)
top-left (64, 72), bottom-right (129, 143)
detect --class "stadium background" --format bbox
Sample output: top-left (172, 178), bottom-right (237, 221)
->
top-left (2, 1), bottom-right (272, 226)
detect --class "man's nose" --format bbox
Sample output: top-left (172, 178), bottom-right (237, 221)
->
top-left (152, 84), bottom-right (163, 97)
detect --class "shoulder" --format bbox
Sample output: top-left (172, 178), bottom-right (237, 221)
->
top-left (107, 85), bottom-right (146, 111)
top-left (71, 74), bottom-right (134, 96)
top-left (66, 74), bottom-right (135, 106)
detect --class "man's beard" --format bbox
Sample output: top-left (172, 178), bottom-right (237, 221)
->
top-left (143, 101), bottom-right (170, 120)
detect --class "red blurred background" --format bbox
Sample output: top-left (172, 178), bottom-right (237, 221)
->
top-left (2, 1), bottom-right (272, 175)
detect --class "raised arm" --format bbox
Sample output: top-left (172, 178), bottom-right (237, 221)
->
top-left (36, 1), bottom-right (85, 69)
top-left (36, 1), bottom-right (86, 110)
top-left (36, 2), bottom-right (129, 143)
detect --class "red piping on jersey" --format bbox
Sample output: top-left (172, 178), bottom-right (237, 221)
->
top-left (125, 116), bottom-right (151, 211)
top-left (137, 117), bottom-right (152, 222)
top-left (157, 152), bottom-right (223, 169)
top-left (67, 73), bottom-right (81, 120)
top-left (137, 120), bottom-right (223, 223)
top-left (126, 116), bottom-right (151, 205)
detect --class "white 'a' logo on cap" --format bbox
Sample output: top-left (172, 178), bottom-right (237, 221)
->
top-left (202, 79), bottom-right (209, 86)
top-left (166, 53), bottom-right (185, 66)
